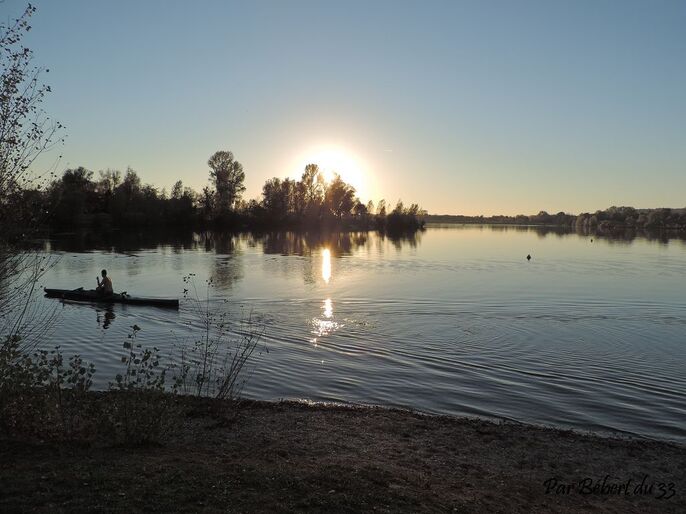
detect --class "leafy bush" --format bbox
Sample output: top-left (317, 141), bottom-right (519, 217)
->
top-left (0, 336), bottom-right (95, 439)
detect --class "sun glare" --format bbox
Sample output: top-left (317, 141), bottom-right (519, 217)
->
top-left (294, 145), bottom-right (368, 200)
top-left (321, 248), bottom-right (331, 283)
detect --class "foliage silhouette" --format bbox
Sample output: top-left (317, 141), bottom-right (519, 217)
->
top-left (34, 158), bottom-right (425, 233)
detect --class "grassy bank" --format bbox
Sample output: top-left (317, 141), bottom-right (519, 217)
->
top-left (1, 395), bottom-right (684, 513)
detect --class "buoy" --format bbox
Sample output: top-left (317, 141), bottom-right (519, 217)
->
top-left (526, 254), bottom-right (531, 261)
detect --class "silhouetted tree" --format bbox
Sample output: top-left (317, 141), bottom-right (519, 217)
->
top-left (324, 174), bottom-right (356, 218)
top-left (0, 5), bottom-right (66, 343)
top-left (377, 199), bottom-right (386, 217)
top-left (353, 200), bottom-right (368, 217)
top-left (46, 167), bottom-right (102, 226)
top-left (300, 164), bottom-right (324, 211)
top-left (96, 169), bottom-right (121, 195)
top-left (207, 150), bottom-right (245, 213)
top-left (0, 4), bottom-right (64, 240)
top-left (171, 180), bottom-right (183, 200)
top-left (117, 167), bottom-right (142, 203)
top-left (385, 200), bottom-right (423, 233)
top-left (262, 177), bottom-right (285, 215)
top-left (200, 185), bottom-right (215, 220)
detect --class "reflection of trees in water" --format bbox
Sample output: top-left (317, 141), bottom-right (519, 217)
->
top-left (241, 230), bottom-right (422, 284)
top-left (212, 256), bottom-right (243, 289)
top-left (253, 231), bottom-right (375, 257)
top-left (487, 224), bottom-right (570, 238)
top-left (200, 230), bottom-right (421, 264)
top-left (44, 229), bottom-right (424, 282)
top-left (46, 229), bottom-right (198, 254)
top-left (259, 231), bottom-right (310, 256)
top-left (481, 224), bottom-right (686, 245)
top-left (45, 229), bottom-right (427, 256)
top-left (261, 232), bottom-right (351, 284)
top-left (384, 230), bottom-right (422, 251)
top-left (196, 232), bottom-right (244, 289)
top-left (198, 231), bottom-right (236, 255)
top-left (571, 226), bottom-right (686, 245)
top-left (38, 223), bottom-right (686, 260)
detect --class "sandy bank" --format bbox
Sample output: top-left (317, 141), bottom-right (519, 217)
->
top-left (1, 399), bottom-right (684, 513)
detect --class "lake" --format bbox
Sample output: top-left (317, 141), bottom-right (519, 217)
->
top-left (31, 225), bottom-right (686, 443)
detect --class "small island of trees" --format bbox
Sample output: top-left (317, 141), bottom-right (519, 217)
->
top-left (21, 151), bottom-right (424, 235)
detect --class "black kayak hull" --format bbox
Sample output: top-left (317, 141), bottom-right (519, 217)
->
top-left (44, 288), bottom-right (179, 308)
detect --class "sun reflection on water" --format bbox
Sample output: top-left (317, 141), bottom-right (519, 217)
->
top-left (321, 248), bottom-right (331, 283)
top-left (311, 297), bottom-right (339, 347)
top-left (323, 298), bottom-right (333, 318)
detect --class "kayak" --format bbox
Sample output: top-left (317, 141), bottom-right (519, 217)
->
top-left (44, 288), bottom-right (179, 308)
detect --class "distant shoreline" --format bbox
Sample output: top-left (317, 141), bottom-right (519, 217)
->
top-left (421, 207), bottom-right (686, 232)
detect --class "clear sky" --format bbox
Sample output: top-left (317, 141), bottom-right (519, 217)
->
top-left (4, 0), bottom-right (685, 215)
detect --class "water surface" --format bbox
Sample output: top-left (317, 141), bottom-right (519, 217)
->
top-left (34, 226), bottom-right (686, 442)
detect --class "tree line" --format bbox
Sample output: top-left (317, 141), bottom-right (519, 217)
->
top-left (424, 206), bottom-right (686, 232)
top-left (23, 151), bottom-right (424, 234)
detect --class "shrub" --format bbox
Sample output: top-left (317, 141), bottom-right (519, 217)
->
top-left (108, 325), bottom-right (172, 444)
top-left (172, 275), bottom-right (265, 418)
top-left (0, 337), bottom-right (95, 439)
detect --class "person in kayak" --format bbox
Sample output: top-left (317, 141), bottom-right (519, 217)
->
top-left (96, 269), bottom-right (113, 297)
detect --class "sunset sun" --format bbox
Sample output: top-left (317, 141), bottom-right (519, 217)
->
top-left (294, 145), bottom-right (368, 199)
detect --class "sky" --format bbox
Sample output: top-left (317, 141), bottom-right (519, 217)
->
top-left (3, 0), bottom-right (685, 215)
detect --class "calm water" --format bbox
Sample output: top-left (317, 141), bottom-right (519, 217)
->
top-left (32, 226), bottom-right (686, 442)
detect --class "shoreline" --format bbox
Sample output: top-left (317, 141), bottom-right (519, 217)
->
top-left (2, 396), bottom-right (684, 512)
top-left (256, 397), bottom-right (684, 446)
